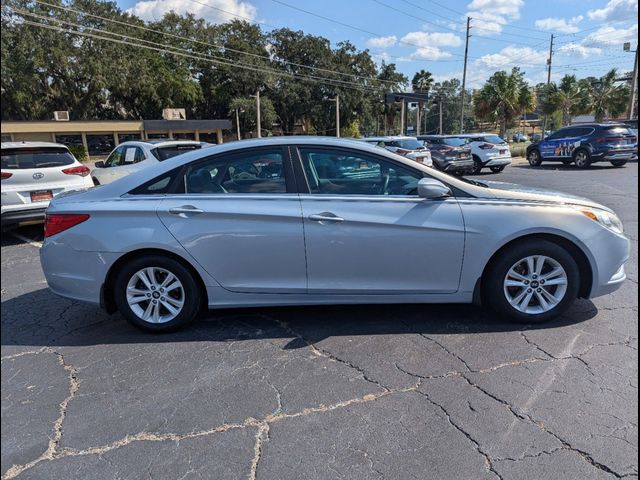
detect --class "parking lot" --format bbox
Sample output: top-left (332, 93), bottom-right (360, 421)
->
top-left (1, 161), bottom-right (637, 479)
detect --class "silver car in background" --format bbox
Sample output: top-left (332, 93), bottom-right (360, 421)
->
top-left (40, 137), bottom-right (629, 332)
top-left (91, 139), bottom-right (210, 185)
top-left (1, 142), bottom-right (93, 227)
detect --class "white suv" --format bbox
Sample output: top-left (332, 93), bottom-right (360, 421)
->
top-left (1, 142), bottom-right (93, 227)
top-left (362, 136), bottom-right (433, 167)
top-left (457, 134), bottom-right (512, 174)
top-left (91, 140), bottom-right (211, 185)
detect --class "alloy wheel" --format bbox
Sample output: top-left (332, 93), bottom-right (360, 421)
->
top-left (503, 255), bottom-right (568, 314)
top-left (126, 267), bottom-right (185, 323)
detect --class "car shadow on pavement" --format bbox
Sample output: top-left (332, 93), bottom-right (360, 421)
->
top-left (512, 163), bottom-right (625, 171)
top-left (1, 287), bottom-right (599, 349)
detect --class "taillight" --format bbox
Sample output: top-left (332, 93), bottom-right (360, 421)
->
top-left (396, 148), bottom-right (410, 155)
top-left (479, 143), bottom-right (494, 149)
top-left (1, 171), bottom-right (12, 180)
top-left (62, 166), bottom-right (91, 177)
top-left (44, 214), bottom-right (90, 237)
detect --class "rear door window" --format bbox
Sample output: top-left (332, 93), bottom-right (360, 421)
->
top-left (1, 148), bottom-right (75, 169)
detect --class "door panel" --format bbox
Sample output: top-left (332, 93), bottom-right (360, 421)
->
top-left (156, 147), bottom-right (307, 293)
top-left (301, 196), bottom-right (465, 293)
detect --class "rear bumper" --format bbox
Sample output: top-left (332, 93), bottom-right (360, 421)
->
top-left (484, 157), bottom-right (512, 167)
top-left (592, 149), bottom-right (635, 161)
top-left (1, 205), bottom-right (47, 226)
top-left (441, 160), bottom-right (475, 173)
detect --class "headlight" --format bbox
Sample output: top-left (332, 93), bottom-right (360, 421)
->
top-left (580, 209), bottom-right (624, 234)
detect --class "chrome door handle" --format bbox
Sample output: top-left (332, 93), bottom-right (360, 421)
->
top-left (308, 213), bottom-right (344, 223)
top-left (169, 205), bottom-right (204, 216)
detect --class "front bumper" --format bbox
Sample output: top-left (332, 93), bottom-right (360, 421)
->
top-left (588, 231), bottom-right (631, 299)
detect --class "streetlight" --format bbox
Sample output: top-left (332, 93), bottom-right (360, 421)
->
top-left (624, 42), bottom-right (638, 120)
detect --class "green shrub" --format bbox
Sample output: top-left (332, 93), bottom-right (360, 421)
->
top-left (341, 120), bottom-right (361, 138)
top-left (67, 144), bottom-right (88, 162)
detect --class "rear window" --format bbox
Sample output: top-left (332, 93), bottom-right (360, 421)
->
top-left (482, 135), bottom-right (506, 145)
top-left (601, 126), bottom-right (635, 136)
top-left (151, 144), bottom-right (202, 161)
top-left (442, 137), bottom-right (468, 147)
top-left (1, 147), bottom-right (75, 169)
top-left (394, 139), bottom-right (425, 150)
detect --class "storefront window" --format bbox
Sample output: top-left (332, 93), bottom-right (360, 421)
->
top-left (117, 132), bottom-right (142, 143)
top-left (173, 132), bottom-right (196, 140)
top-left (199, 132), bottom-right (219, 144)
top-left (146, 132), bottom-right (170, 139)
top-left (86, 134), bottom-right (115, 156)
top-left (55, 134), bottom-right (83, 147)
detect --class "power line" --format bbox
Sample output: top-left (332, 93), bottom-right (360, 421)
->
top-left (15, 15), bottom-right (392, 93)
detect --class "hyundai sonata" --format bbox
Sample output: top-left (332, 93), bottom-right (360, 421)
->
top-left (40, 137), bottom-right (630, 332)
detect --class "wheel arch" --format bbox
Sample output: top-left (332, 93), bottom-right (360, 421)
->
top-left (473, 233), bottom-right (594, 305)
top-left (101, 248), bottom-right (208, 314)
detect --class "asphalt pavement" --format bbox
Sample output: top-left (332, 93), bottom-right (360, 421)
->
top-left (1, 161), bottom-right (637, 480)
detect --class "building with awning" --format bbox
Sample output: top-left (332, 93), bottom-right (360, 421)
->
top-left (1, 118), bottom-right (232, 157)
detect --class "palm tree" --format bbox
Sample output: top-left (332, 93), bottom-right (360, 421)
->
top-left (539, 75), bottom-right (589, 126)
top-left (585, 69), bottom-right (630, 122)
top-left (412, 70), bottom-right (434, 134)
top-left (473, 68), bottom-right (535, 138)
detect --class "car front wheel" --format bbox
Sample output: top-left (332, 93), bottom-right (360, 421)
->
top-left (114, 255), bottom-right (202, 332)
top-left (527, 150), bottom-right (542, 167)
top-left (484, 240), bottom-right (580, 323)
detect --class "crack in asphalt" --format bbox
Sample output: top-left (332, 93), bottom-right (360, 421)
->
top-left (2, 349), bottom-right (80, 480)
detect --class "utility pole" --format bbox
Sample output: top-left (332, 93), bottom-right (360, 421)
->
top-left (542, 34), bottom-right (554, 133)
top-left (400, 100), bottom-right (405, 135)
top-left (628, 47), bottom-right (638, 120)
top-left (460, 16), bottom-right (471, 134)
top-left (250, 90), bottom-right (262, 138)
top-left (235, 108), bottom-right (241, 140)
top-left (335, 94), bottom-right (340, 137)
top-left (416, 105), bottom-right (421, 136)
top-left (439, 101), bottom-right (443, 134)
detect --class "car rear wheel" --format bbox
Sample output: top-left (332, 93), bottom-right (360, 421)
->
top-left (472, 156), bottom-right (483, 174)
top-left (114, 255), bottom-right (202, 332)
top-left (573, 149), bottom-right (591, 169)
top-left (489, 166), bottom-right (505, 173)
top-left (610, 160), bottom-right (627, 167)
top-left (527, 150), bottom-right (542, 167)
top-left (484, 240), bottom-right (580, 323)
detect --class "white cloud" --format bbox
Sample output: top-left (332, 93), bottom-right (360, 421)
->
top-left (400, 31), bottom-right (462, 48)
top-left (466, 0), bottom-right (524, 36)
top-left (127, 0), bottom-right (256, 23)
top-left (535, 16), bottom-right (583, 34)
top-left (587, 0), bottom-right (638, 22)
top-left (366, 36), bottom-right (397, 49)
top-left (583, 24), bottom-right (639, 46)
top-left (556, 42), bottom-right (603, 58)
top-left (408, 47), bottom-right (452, 60)
top-left (476, 46), bottom-right (548, 69)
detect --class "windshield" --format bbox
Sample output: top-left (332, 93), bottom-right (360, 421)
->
top-left (395, 139), bottom-right (425, 150)
top-left (1, 147), bottom-right (75, 169)
top-left (151, 144), bottom-right (201, 161)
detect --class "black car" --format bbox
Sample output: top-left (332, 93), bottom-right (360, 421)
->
top-left (418, 135), bottom-right (474, 174)
top-left (526, 123), bottom-right (637, 169)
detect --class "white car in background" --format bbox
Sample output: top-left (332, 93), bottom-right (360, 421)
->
top-left (91, 140), bottom-right (211, 185)
top-left (1, 142), bottom-right (93, 227)
top-left (457, 134), bottom-right (512, 174)
top-left (362, 136), bottom-right (433, 167)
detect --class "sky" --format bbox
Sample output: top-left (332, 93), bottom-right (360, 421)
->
top-left (115, 0), bottom-right (639, 88)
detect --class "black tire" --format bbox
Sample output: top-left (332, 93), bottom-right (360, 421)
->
top-left (527, 149), bottom-right (542, 167)
top-left (610, 160), bottom-right (627, 167)
top-left (92, 177), bottom-right (100, 186)
top-left (573, 148), bottom-right (591, 169)
top-left (484, 239), bottom-right (580, 324)
top-left (562, 160), bottom-right (572, 165)
top-left (472, 155), bottom-right (483, 174)
top-left (114, 254), bottom-right (202, 332)
top-left (489, 166), bottom-right (505, 173)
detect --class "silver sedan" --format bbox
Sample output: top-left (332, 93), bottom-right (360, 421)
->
top-left (40, 137), bottom-right (630, 332)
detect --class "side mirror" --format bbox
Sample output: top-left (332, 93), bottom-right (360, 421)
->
top-left (417, 178), bottom-right (451, 199)
top-left (94, 161), bottom-right (105, 168)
